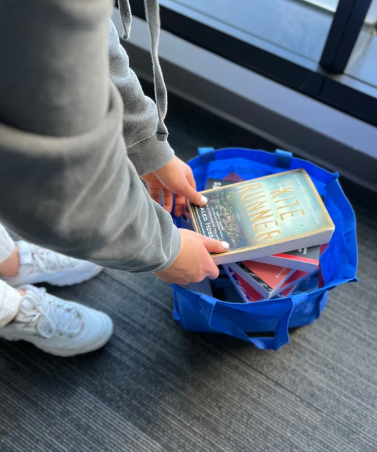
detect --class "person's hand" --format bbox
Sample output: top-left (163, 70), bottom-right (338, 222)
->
top-left (142, 156), bottom-right (207, 217)
top-left (155, 229), bottom-right (229, 285)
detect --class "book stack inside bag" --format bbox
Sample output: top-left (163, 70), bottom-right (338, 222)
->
top-left (181, 169), bottom-right (335, 303)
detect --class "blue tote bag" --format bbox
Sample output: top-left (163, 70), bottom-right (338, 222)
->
top-left (172, 148), bottom-right (358, 350)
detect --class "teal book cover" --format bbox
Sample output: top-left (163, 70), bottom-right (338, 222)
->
top-left (188, 169), bottom-right (334, 262)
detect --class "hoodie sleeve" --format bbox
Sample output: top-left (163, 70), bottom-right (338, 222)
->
top-left (0, 0), bottom-right (181, 272)
top-left (109, 19), bottom-right (174, 176)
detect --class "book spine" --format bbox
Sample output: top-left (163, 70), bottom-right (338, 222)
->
top-left (223, 266), bottom-right (251, 303)
top-left (253, 255), bottom-right (318, 272)
top-left (212, 229), bottom-right (333, 266)
top-left (227, 263), bottom-right (271, 299)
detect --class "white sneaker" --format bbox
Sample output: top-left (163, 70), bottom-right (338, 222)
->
top-left (3, 241), bottom-right (102, 288)
top-left (0, 285), bottom-right (113, 357)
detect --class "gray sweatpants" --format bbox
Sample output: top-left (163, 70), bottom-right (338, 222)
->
top-left (0, 226), bottom-right (22, 327)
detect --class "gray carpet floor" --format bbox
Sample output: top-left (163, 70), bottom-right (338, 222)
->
top-left (1, 84), bottom-right (377, 452)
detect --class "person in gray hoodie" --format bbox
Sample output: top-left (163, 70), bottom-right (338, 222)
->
top-left (0, 0), bottom-right (228, 355)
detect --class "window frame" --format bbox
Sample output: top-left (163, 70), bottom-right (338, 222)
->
top-left (320, 0), bottom-right (373, 73)
top-left (128, 0), bottom-right (377, 127)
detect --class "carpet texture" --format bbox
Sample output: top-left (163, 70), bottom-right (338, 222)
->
top-left (0, 84), bottom-right (376, 452)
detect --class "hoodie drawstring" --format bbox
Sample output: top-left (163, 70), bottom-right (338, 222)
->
top-left (119, 0), bottom-right (169, 142)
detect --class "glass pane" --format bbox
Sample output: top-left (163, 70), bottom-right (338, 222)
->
top-left (299, 0), bottom-right (339, 13)
top-left (365, 0), bottom-right (377, 25)
top-left (166, 0), bottom-right (336, 62)
top-left (345, 0), bottom-right (377, 88)
top-left (301, 0), bottom-right (377, 26)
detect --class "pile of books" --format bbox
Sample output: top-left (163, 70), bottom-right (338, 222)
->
top-left (183, 169), bottom-right (334, 303)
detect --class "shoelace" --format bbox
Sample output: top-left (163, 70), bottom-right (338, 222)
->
top-left (29, 243), bottom-right (76, 274)
top-left (20, 289), bottom-right (83, 339)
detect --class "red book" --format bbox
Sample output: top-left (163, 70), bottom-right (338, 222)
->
top-left (318, 243), bottom-right (330, 288)
top-left (279, 269), bottom-right (312, 292)
top-left (280, 284), bottom-right (298, 297)
top-left (205, 172), bottom-right (244, 190)
top-left (223, 266), bottom-right (263, 302)
top-left (223, 172), bottom-right (245, 182)
top-left (253, 246), bottom-right (320, 272)
top-left (228, 261), bottom-right (296, 299)
top-left (225, 265), bottom-right (299, 302)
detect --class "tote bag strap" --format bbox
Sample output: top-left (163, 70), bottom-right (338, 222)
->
top-left (199, 293), bottom-right (308, 350)
top-left (274, 149), bottom-right (292, 169)
top-left (198, 147), bottom-right (215, 163)
top-left (196, 147), bottom-right (293, 167)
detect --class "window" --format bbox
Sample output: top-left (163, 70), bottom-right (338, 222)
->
top-left (302, 0), bottom-right (377, 26)
top-left (165, 0), bottom-right (334, 61)
top-left (129, 0), bottom-right (377, 127)
top-left (344, 0), bottom-right (377, 89)
top-left (301, 1), bottom-right (339, 14)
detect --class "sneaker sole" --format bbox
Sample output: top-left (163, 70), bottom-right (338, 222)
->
top-left (0, 321), bottom-right (113, 357)
top-left (18, 266), bottom-right (103, 288)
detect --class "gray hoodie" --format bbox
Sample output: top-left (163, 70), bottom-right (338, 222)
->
top-left (0, 0), bottom-right (181, 272)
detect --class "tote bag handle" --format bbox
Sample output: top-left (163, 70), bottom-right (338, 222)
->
top-left (199, 293), bottom-right (308, 350)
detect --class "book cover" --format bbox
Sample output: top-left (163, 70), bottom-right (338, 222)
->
top-left (293, 270), bottom-right (319, 293)
top-left (204, 174), bottom-right (321, 271)
top-left (223, 266), bottom-right (263, 303)
top-left (205, 172), bottom-right (244, 190)
top-left (279, 284), bottom-right (298, 297)
top-left (188, 169), bottom-right (335, 265)
top-left (254, 245), bottom-right (320, 271)
top-left (205, 178), bottom-right (234, 190)
top-left (228, 261), bottom-right (295, 299)
top-left (225, 265), bottom-right (301, 302)
top-left (279, 269), bottom-right (313, 292)
top-left (320, 243), bottom-right (330, 256)
top-left (223, 172), bottom-right (245, 182)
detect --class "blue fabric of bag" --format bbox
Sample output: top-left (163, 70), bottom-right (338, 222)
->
top-left (172, 148), bottom-right (358, 350)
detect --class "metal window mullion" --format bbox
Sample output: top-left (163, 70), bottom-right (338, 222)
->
top-left (320, 0), bottom-right (372, 73)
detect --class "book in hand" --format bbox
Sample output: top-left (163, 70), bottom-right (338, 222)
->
top-left (227, 261), bottom-right (296, 299)
top-left (253, 245), bottom-right (320, 272)
top-left (182, 173), bottom-right (241, 229)
top-left (206, 173), bottom-right (321, 271)
top-left (187, 169), bottom-right (335, 265)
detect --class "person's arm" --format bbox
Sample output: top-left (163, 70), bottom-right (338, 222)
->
top-left (108, 19), bottom-right (174, 176)
top-left (0, 0), bottom-right (181, 272)
top-left (108, 20), bottom-right (208, 218)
